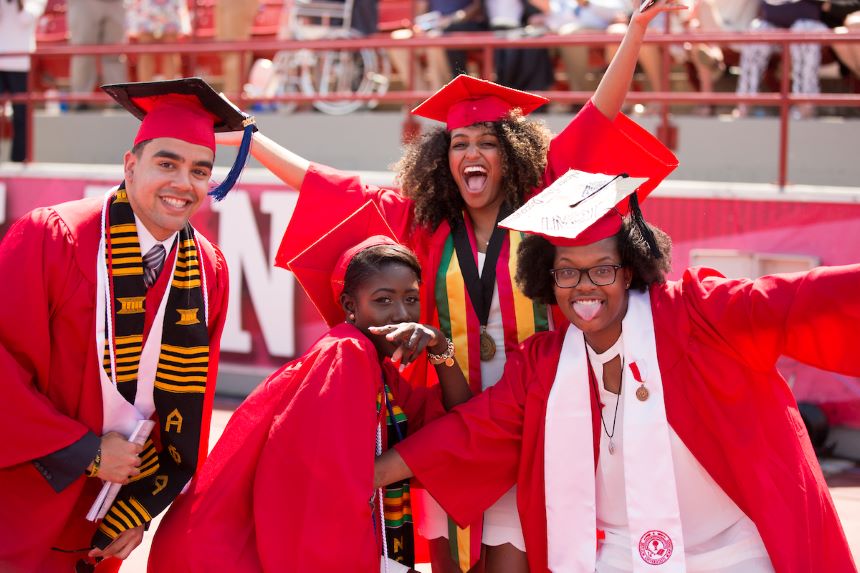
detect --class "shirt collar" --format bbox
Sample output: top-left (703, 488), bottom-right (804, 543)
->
top-left (135, 215), bottom-right (178, 256)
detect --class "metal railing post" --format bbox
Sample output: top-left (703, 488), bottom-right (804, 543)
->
top-left (778, 38), bottom-right (791, 190)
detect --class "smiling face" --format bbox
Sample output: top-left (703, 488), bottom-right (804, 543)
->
top-left (342, 263), bottom-right (422, 358)
top-left (553, 237), bottom-right (633, 352)
top-left (448, 124), bottom-right (505, 214)
top-left (123, 137), bottom-right (214, 241)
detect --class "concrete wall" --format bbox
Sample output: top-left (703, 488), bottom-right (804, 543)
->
top-left (25, 110), bottom-right (860, 188)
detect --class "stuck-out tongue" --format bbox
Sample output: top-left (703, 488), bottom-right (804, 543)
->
top-left (467, 174), bottom-right (487, 193)
top-left (573, 300), bottom-right (602, 321)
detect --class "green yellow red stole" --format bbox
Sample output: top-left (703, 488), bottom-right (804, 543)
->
top-left (377, 384), bottom-right (414, 567)
top-left (93, 187), bottom-right (210, 548)
top-left (435, 214), bottom-right (549, 570)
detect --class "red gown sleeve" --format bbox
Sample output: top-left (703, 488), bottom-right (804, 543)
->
top-left (275, 163), bottom-right (416, 267)
top-left (543, 100), bottom-right (679, 201)
top-left (196, 242), bottom-right (230, 468)
top-left (0, 209), bottom-right (92, 468)
top-left (394, 345), bottom-right (534, 527)
top-left (679, 265), bottom-right (860, 376)
top-left (251, 337), bottom-right (383, 572)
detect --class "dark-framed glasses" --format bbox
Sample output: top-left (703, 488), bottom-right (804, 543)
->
top-left (550, 264), bottom-right (624, 288)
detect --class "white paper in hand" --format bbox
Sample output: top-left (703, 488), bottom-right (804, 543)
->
top-left (86, 419), bottom-right (156, 522)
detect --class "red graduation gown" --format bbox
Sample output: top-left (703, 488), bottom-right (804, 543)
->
top-left (395, 266), bottom-right (860, 573)
top-left (0, 197), bottom-right (229, 572)
top-left (147, 323), bottom-right (429, 572)
top-left (278, 100), bottom-right (678, 407)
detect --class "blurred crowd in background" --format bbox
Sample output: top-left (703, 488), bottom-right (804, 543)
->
top-left (1, 0), bottom-right (860, 161)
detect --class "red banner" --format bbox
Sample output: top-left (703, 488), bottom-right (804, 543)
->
top-left (3, 171), bottom-right (859, 425)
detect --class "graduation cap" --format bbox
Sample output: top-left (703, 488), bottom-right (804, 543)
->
top-left (284, 201), bottom-right (400, 327)
top-left (499, 169), bottom-right (664, 257)
top-left (411, 74), bottom-right (549, 130)
top-left (102, 77), bottom-right (258, 201)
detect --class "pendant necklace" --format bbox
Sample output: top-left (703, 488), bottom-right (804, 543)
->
top-left (587, 336), bottom-right (624, 455)
top-left (590, 361), bottom-right (622, 454)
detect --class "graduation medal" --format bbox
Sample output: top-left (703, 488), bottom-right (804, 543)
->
top-left (630, 361), bottom-right (649, 401)
top-left (479, 327), bottom-right (496, 361)
top-left (451, 207), bottom-right (512, 365)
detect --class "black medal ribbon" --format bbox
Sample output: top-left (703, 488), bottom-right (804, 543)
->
top-left (450, 204), bottom-right (512, 361)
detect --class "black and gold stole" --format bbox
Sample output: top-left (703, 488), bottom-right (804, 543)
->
top-left (93, 187), bottom-right (210, 548)
top-left (377, 384), bottom-right (414, 567)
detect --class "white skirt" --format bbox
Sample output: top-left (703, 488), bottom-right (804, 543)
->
top-left (415, 486), bottom-right (526, 552)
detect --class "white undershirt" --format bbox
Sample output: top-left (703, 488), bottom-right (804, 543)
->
top-left (134, 215), bottom-right (178, 260)
top-left (586, 337), bottom-right (774, 573)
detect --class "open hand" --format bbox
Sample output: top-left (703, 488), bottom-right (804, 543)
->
top-left (632, 0), bottom-right (687, 27)
top-left (368, 323), bottom-right (446, 366)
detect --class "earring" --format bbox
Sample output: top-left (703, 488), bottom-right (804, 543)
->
top-left (347, 313), bottom-right (355, 322)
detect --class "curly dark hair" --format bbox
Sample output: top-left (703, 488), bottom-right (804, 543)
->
top-left (514, 219), bottom-right (673, 306)
top-left (394, 110), bottom-right (551, 230)
top-left (341, 243), bottom-right (422, 298)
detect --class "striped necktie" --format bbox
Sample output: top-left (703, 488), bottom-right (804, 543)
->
top-left (142, 244), bottom-right (166, 289)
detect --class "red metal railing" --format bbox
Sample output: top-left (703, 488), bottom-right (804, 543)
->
top-left (2, 30), bottom-right (860, 188)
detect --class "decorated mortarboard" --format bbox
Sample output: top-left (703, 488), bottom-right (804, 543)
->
top-left (283, 201), bottom-right (400, 327)
top-left (102, 77), bottom-right (258, 201)
top-left (411, 74), bottom-right (548, 131)
top-left (499, 169), bottom-right (663, 256)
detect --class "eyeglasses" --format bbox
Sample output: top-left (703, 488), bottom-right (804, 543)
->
top-left (550, 264), bottom-right (624, 288)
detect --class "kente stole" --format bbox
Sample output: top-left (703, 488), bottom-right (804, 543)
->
top-left (94, 188), bottom-right (210, 548)
top-left (435, 217), bottom-right (548, 571)
top-left (377, 384), bottom-right (414, 568)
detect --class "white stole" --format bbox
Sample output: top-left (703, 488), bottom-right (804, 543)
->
top-left (544, 290), bottom-right (686, 572)
top-left (95, 190), bottom-right (179, 437)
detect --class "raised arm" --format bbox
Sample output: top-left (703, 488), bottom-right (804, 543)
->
top-left (592, 0), bottom-right (686, 119)
top-left (216, 131), bottom-right (310, 189)
top-left (680, 265), bottom-right (860, 376)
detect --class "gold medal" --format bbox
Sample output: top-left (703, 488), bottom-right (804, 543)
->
top-left (636, 385), bottom-right (649, 401)
top-left (479, 328), bottom-right (496, 362)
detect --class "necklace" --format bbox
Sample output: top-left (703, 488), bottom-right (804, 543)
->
top-left (589, 363), bottom-right (622, 454)
top-left (587, 336), bottom-right (624, 456)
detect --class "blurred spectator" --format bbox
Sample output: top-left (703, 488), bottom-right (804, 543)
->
top-left (822, 0), bottom-right (860, 78)
top-left (735, 0), bottom-right (829, 119)
top-left (127, 0), bottom-right (192, 81)
top-left (389, 0), bottom-right (485, 91)
top-left (490, 0), bottom-right (555, 91)
top-left (216, 0), bottom-right (260, 97)
top-left (68, 0), bottom-right (128, 107)
top-left (667, 0), bottom-right (756, 114)
top-left (529, 0), bottom-right (629, 92)
top-left (0, 0), bottom-right (46, 162)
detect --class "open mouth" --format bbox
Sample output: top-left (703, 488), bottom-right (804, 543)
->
top-left (572, 299), bottom-right (603, 321)
top-left (463, 165), bottom-right (488, 194)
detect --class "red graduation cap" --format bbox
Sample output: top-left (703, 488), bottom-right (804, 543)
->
top-left (499, 169), bottom-right (650, 246)
top-left (103, 77), bottom-right (257, 200)
top-left (284, 201), bottom-right (400, 327)
top-left (411, 74), bottom-right (548, 130)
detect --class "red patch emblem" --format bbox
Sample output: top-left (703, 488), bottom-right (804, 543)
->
top-left (638, 530), bottom-right (673, 565)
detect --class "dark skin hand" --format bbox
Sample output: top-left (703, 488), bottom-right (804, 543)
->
top-left (368, 323), bottom-right (472, 411)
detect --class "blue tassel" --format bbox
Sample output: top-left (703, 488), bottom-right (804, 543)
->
top-left (208, 123), bottom-right (255, 202)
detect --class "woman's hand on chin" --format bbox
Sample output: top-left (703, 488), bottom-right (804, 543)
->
top-left (368, 323), bottom-right (445, 366)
